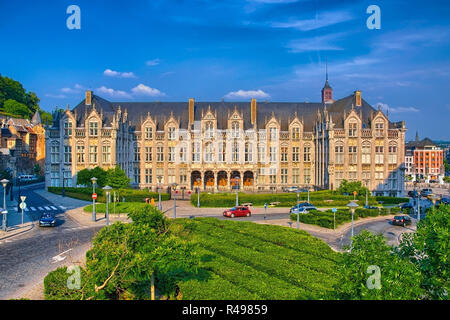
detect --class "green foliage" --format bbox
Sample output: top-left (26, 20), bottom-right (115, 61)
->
top-left (444, 159), bottom-right (449, 173)
top-left (334, 231), bottom-right (424, 300)
top-left (48, 186), bottom-right (169, 203)
top-left (375, 196), bottom-right (409, 204)
top-left (44, 206), bottom-right (197, 300)
top-left (106, 165), bottom-right (131, 189)
top-left (337, 180), bottom-right (370, 197)
top-left (0, 169), bottom-right (12, 180)
top-left (44, 266), bottom-right (87, 300)
top-left (192, 191), bottom-right (381, 208)
top-left (33, 164), bottom-right (41, 175)
top-left (175, 218), bottom-right (341, 300)
top-left (0, 74), bottom-right (40, 119)
top-left (444, 176), bottom-right (450, 183)
top-left (76, 166), bottom-right (108, 187)
top-left (290, 207), bottom-right (398, 229)
top-left (83, 202), bottom-right (153, 214)
top-left (397, 204), bottom-right (449, 299)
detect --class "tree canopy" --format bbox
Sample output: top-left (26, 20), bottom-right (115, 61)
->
top-left (337, 180), bottom-right (370, 196)
top-left (76, 166), bottom-right (130, 189)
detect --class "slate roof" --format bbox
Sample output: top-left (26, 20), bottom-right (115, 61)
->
top-left (68, 91), bottom-right (391, 132)
top-left (406, 138), bottom-right (437, 149)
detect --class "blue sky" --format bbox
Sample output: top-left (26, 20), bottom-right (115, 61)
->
top-left (0, 0), bottom-right (449, 140)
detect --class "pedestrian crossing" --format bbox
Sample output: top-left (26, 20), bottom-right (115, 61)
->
top-left (13, 205), bottom-right (66, 212)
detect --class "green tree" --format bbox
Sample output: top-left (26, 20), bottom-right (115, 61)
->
top-left (337, 180), bottom-right (370, 197)
top-left (2, 99), bottom-right (32, 118)
top-left (33, 164), bottom-right (42, 176)
top-left (106, 166), bottom-right (130, 189)
top-left (397, 205), bottom-right (449, 299)
top-left (76, 167), bottom-right (108, 187)
top-left (334, 231), bottom-right (424, 300)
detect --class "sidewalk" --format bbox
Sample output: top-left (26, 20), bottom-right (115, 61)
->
top-left (0, 198), bottom-right (34, 241)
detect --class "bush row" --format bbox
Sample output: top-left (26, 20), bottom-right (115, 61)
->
top-left (83, 202), bottom-right (152, 214)
top-left (48, 187), bottom-right (169, 203)
top-left (290, 207), bottom-right (402, 229)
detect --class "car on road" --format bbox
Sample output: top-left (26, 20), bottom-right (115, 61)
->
top-left (39, 213), bottom-right (56, 227)
top-left (223, 206), bottom-right (251, 218)
top-left (400, 202), bottom-right (414, 210)
top-left (408, 190), bottom-right (419, 198)
top-left (420, 189), bottom-right (433, 197)
top-left (392, 215), bottom-right (412, 227)
top-left (289, 202), bottom-right (316, 213)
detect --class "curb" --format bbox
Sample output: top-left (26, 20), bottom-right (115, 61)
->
top-left (0, 222), bottom-right (34, 241)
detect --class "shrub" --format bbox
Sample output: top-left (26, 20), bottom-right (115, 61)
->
top-left (44, 266), bottom-right (87, 300)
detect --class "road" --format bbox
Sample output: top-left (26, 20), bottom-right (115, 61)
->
top-left (0, 183), bottom-right (102, 300)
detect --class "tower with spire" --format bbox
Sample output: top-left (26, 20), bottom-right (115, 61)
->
top-left (321, 59), bottom-right (333, 104)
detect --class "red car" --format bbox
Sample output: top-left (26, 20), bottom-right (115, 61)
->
top-left (223, 206), bottom-right (252, 218)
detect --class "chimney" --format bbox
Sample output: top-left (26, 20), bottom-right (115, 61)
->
top-left (355, 90), bottom-right (362, 107)
top-left (85, 90), bottom-right (93, 106)
top-left (251, 98), bottom-right (257, 126)
top-left (188, 98), bottom-right (195, 126)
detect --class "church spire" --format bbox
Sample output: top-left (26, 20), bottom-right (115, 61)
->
top-left (322, 58), bottom-right (333, 104)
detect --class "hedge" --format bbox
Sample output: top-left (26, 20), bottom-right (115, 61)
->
top-left (375, 196), bottom-right (409, 204)
top-left (83, 202), bottom-right (152, 214)
top-left (44, 266), bottom-right (86, 300)
top-left (290, 207), bottom-right (402, 229)
top-left (192, 192), bottom-right (385, 208)
top-left (48, 187), bottom-right (169, 203)
top-left (174, 218), bottom-right (340, 299)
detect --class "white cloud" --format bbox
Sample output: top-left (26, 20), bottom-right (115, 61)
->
top-left (61, 84), bottom-right (85, 93)
top-left (103, 69), bottom-right (136, 78)
top-left (377, 102), bottom-right (419, 114)
top-left (224, 89), bottom-right (270, 100)
top-left (97, 86), bottom-right (132, 99)
top-left (131, 84), bottom-right (165, 97)
top-left (146, 59), bottom-right (161, 66)
top-left (287, 33), bottom-right (347, 53)
top-left (272, 10), bottom-right (353, 31)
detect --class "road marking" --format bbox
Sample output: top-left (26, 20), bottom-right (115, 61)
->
top-left (51, 248), bottom-right (72, 263)
top-left (30, 207), bottom-right (37, 211)
top-left (59, 206), bottom-right (66, 210)
top-left (24, 208), bottom-right (29, 212)
top-left (38, 207), bottom-right (44, 210)
top-left (50, 206), bottom-right (58, 210)
top-left (44, 206), bottom-right (51, 210)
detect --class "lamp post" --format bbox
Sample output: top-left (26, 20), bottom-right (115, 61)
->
top-left (296, 190), bottom-right (300, 230)
top-left (234, 176), bottom-right (240, 207)
top-left (1, 179), bottom-right (9, 231)
top-left (157, 176), bottom-right (162, 211)
top-left (172, 183), bottom-right (178, 219)
top-left (430, 194), bottom-right (439, 211)
top-left (196, 178), bottom-right (201, 208)
top-left (20, 195), bottom-right (26, 226)
top-left (364, 179), bottom-right (370, 207)
top-left (91, 177), bottom-right (97, 222)
top-left (347, 201), bottom-right (359, 250)
top-left (306, 177), bottom-right (311, 202)
top-left (61, 167), bottom-right (65, 197)
top-left (103, 185), bottom-right (112, 226)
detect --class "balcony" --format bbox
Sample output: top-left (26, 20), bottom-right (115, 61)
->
top-left (362, 129), bottom-right (372, 138)
top-left (388, 130), bottom-right (398, 139)
top-left (101, 129), bottom-right (112, 137)
top-left (75, 129), bottom-right (85, 138)
top-left (334, 129), bottom-right (345, 137)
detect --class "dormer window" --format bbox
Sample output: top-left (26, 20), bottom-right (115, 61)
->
top-left (375, 122), bottom-right (384, 137)
top-left (64, 121), bottom-right (72, 137)
top-left (89, 121), bottom-right (98, 136)
top-left (269, 127), bottom-right (277, 140)
top-left (168, 127), bottom-right (176, 140)
top-left (348, 122), bottom-right (357, 137)
top-left (292, 127), bottom-right (300, 140)
top-left (205, 121), bottom-right (214, 138)
top-left (231, 122), bottom-right (240, 138)
top-left (145, 126), bottom-right (153, 140)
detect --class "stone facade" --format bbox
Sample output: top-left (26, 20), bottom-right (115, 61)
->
top-left (45, 82), bottom-right (406, 196)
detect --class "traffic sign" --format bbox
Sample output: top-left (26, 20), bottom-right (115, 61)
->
top-left (264, 203), bottom-right (268, 209)
top-left (353, 191), bottom-right (357, 196)
top-left (19, 202), bottom-right (26, 210)
top-left (92, 193), bottom-right (97, 200)
top-left (331, 208), bottom-right (337, 213)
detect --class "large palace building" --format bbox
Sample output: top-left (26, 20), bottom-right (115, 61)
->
top-left (45, 79), bottom-right (406, 196)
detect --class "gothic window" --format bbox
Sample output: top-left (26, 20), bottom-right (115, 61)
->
top-left (102, 145), bottom-right (111, 163)
top-left (389, 144), bottom-right (398, 164)
top-left (349, 146), bottom-right (357, 164)
top-left (168, 127), bottom-right (176, 140)
top-left (348, 122), bottom-right (357, 137)
top-left (335, 142), bottom-right (344, 164)
top-left (245, 142), bottom-right (253, 163)
top-left (145, 147), bottom-right (152, 162)
top-left (291, 127), bottom-right (300, 140)
top-left (157, 144), bottom-right (164, 162)
top-left (89, 121), bottom-right (98, 136)
top-left (304, 145), bottom-right (311, 162)
top-left (204, 142), bottom-right (213, 162)
top-left (145, 126), bottom-right (153, 140)
top-left (64, 121), bottom-right (72, 137)
top-left (205, 121), bottom-right (214, 138)
top-left (375, 146), bottom-right (384, 164)
top-left (76, 145), bottom-right (85, 163)
top-left (192, 142), bottom-right (200, 162)
top-left (375, 121), bottom-right (384, 137)
top-left (292, 147), bottom-right (299, 162)
top-left (89, 146), bottom-right (97, 163)
top-left (231, 122), bottom-right (240, 138)
top-left (362, 142), bottom-right (371, 164)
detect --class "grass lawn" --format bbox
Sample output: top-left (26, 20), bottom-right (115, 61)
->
top-left (83, 202), bottom-right (152, 214)
top-left (172, 218), bottom-right (341, 299)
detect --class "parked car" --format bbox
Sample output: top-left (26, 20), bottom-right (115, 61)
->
top-left (39, 213), bottom-right (56, 227)
top-left (392, 215), bottom-right (412, 227)
top-left (400, 202), bottom-right (414, 210)
top-left (289, 202), bottom-right (316, 213)
top-left (364, 205), bottom-right (378, 209)
top-left (223, 206), bottom-right (251, 218)
top-left (429, 179), bottom-right (438, 184)
top-left (408, 190), bottom-right (419, 198)
top-left (420, 189), bottom-right (433, 197)
top-left (283, 186), bottom-right (300, 192)
top-left (290, 207), bottom-right (309, 214)
top-left (440, 197), bottom-right (450, 205)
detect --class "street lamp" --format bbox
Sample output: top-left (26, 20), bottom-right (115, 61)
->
top-left (1, 179), bottom-right (9, 232)
top-left (91, 177), bottom-right (97, 222)
top-left (196, 178), bottom-right (201, 208)
top-left (234, 176), bottom-right (240, 207)
top-left (172, 183), bottom-right (178, 219)
top-left (157, 176), bottom-right (162, 211)
top-left (103, 185), bottom-right (112, 226)
top-left (347, 201), bottom-right (359, 250)
top-left (61, 167), bottom-right (65, 197)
